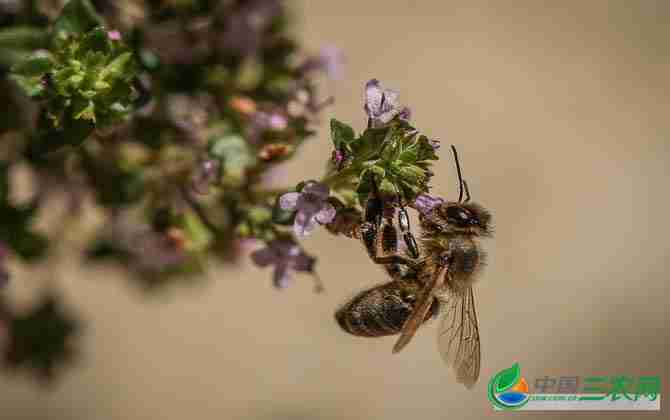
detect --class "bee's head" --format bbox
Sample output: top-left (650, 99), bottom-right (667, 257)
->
top-left (419, 145), bottom-right (492, 238)
top-left (422, 201), bottom-right (492, 237)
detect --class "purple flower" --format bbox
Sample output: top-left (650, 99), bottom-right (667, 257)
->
top-left (364, 79), bottom-right (410, 128)
top-left (144, 21), bottom-right (210, 64)
top-left (190, 159), bottom-right (220, 195)
top-left (251, 239), bottom-right (316, 289)
top-left (107, 30), bottom-right (122, 41)
top-left (218, 0), bottom-right (282, 56)
top-left (279, 181), bottom-right (336, 237)
top-left (268, 113), bottom-right (288, 130)
top-left (331, 149), bottom-right (345, 168)
top-left (414, 194), bottom-right (445, 215)
top-left (251, 111), bottom-right (287, 131)
top-left (110, 219), bottom-right (187, 274)
top-left (300, 46), bottom-right (345, 80)
top-left (429, 138), bottom-right (441, 150)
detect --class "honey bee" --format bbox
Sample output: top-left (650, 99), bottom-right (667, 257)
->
top-left (335, 146), bottom-right (492, 388)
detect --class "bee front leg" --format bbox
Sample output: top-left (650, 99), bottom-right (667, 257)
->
top-left (360, 222), bottom-right (421, 272)
top-left (360, 178), bottom-right (421, 273)
top-left (398, 205), bottom-right (420, 259)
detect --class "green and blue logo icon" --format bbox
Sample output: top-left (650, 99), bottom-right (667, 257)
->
top-left (488, 362), bottom-right (530, 410)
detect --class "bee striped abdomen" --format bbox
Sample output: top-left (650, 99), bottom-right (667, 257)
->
top-left (335, 280), bottom-right (439, 337)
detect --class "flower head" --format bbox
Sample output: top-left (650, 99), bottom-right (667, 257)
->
top-left (364, 79), bottom-right (410, 128)
top-left (251, 239), bottom-right (317, 289)
top-left (279, 181), bottom-right (336, 237)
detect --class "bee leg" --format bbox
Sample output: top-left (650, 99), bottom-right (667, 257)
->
top-left (360, 177), bottom-right (418, 274)
top-left (398, 205), bottom-right (420, 259)
top-left (359, 222), bottom-right (422, 272)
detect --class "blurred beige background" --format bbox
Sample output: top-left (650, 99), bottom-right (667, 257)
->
top-left (1, 1), bottom-right (669, 419)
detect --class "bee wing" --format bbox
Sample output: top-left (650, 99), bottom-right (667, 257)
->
top-left (437, 287), bottom-right (481, 388)
top-left (392, 268), bottom-right (442, 353)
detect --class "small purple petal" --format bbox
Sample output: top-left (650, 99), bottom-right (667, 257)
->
top-left (294, 211), bottom-right (318, 237)
top-left (108, 30), bottom-right (122, 41)
top-left (414, 194), bottom-right (445, 215)
top-left (268, 113), bottom-right (288, 130)
top-left (332, 149), bottom-right (344, 166)
top-left (380, 89), bottom-right (400, 113)
top-left (285, 243), bottom-right (301, 258)
top-left (296, 194), bottom-right (321, 214)
top-left (320, 46), bottom-right (344, 79)
top-left (272, 264), bottom-right (292, 289)
top-left (377, 108), bottom-right (402, 125)
top-left (364, 79), bottom-right (407, 127)
top-left (315, 202), bottom-right (336, 224)
top-left (251, 247), bottom-right (277, 267)
top-left (429, 138), bottom-right (441, 150)
top-left (191, 159), bottom-right (220, 195)
top-left (301, 181), bottom-right (329, 199)
top-left (399, 107), bottom-right (412, 121)
top-left (364, 79), bottom-right (383, 118)
top-left (279, 192), bottom-right (301, 211)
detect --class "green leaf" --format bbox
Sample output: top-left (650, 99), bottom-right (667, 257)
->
top-left (8, 74), bottom-right (46, 97)
top-left (11, 54), bottom-right (53, 76)
top-left (0, 26), bottom-right (49, 51)
top-left (26, 114), bottom-right (95, 159)
top-left (495, 363), bottom-right (521, 393)
top-left (414, 135), bottom-right (439, 161)
top-left (180, 211), bottom-right (213, 252)
top-left (54, 0), bottom-right (104, 40)
top-left (272, 202), bottom-right (295, 225)
top-left (397, 164), bottom-right (426, 185)
top-left (330, 118), bottom-right (355, 148)
top-left (9, 230), bottom-right (49, 260)
top-left (73, 100), bottom-right (96, 122)
top-left (378, 179), bottom-right (396, 197)
top-left (99, 51), bottom-right (133, 81)
top-left (78, 26), bottom-right (110, 55)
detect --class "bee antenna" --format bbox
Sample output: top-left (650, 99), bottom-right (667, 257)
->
top-left (462, 179), bottom-right (471, 203)
top-left (451, 145), bottom-right (465, 203)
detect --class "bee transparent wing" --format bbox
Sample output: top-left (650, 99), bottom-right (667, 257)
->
top-left (437, 287), bottom-right (481, 388)
top-left (392, 268), bottom-right (442, 353)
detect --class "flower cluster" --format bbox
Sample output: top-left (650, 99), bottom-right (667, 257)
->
top-left (267, 79), bottom-right (442, 286)
top-left (0, 0), bottom-right (340, 382)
